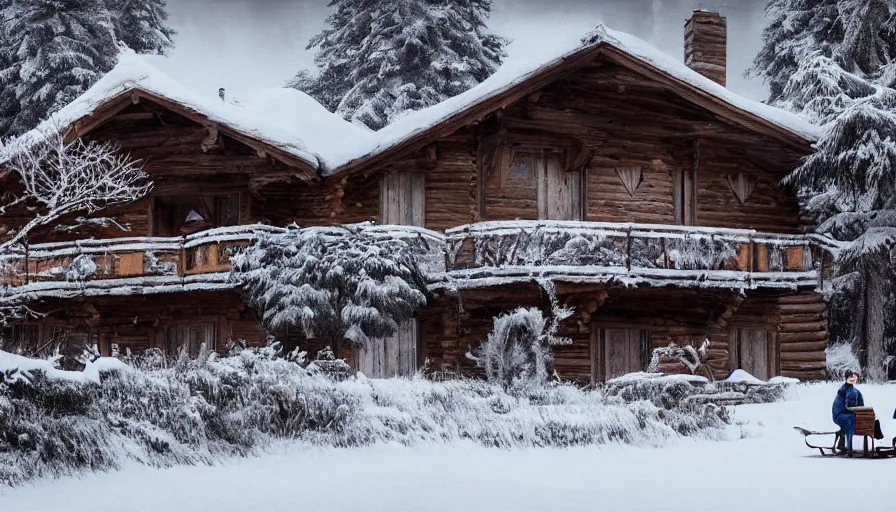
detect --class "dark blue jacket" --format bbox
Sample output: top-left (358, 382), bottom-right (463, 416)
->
top-left (832, 383), bottom-right (864, 421)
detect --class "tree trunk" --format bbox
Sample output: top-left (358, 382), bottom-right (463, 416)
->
top-left (864, 268), bottom-right (888, 381)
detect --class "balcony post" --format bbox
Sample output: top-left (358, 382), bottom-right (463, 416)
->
top-left (24, 240), bottom-right (30, 285)
top-left (661, 237), bottom-right (668, 269)
top-left (626, 227), bottom-right (632, 271)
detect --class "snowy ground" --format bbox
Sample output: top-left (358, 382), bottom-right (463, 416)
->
top-left (2, 382), bottom-right (895, 512)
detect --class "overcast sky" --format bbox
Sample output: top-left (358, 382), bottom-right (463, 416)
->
top-left (149, 0), bottom-right (770, 103)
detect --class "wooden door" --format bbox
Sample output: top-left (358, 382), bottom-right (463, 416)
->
top-left (596, 327), bottom-right (649, 381)
top-left (380, 172), bottom-right (425, 227)
top-left (735, 328), bottom-right (771, 380)
top-left (356, 321), bottom-right (418, 378)
top-left (537, 152), bottom-right (583, 220)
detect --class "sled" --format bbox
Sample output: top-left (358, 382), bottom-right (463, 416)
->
top-left (795, 407), bottom-right (896, 459)
top-left (793, 427), bottom-right (845, 457)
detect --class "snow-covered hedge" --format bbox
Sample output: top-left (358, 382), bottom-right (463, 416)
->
top-left (0, 346), bottom-right (739, 486)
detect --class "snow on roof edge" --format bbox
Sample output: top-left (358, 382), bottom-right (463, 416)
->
top-left (324, 24), bottom-right (822, 176)
top-left (4, 27), bottom-right (821, 180)
top-left (5, 50), bottom-right (324, 171)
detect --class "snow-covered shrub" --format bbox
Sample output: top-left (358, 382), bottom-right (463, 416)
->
top-left (0, 346), bottom-right (735, 486)
top-left (470, 308), bottom-right (552, 391)
top-left (230, 224), bottom-right (428, 354)
top-left (647, 341), bottom-right (711, 378)
top-left (826, 341), bottom-right (862, 380)
top-left (470, 287), bottom-right (572, 393)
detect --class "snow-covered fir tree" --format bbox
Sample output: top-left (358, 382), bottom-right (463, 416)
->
top-left (0, 0), bottom-right (175, 137)
top-left (230, 224), bottom-right (428, 354)
top-left (106, 0), bottom-right (175, 55)
top-left (0, 0), bottom-right (23, 137)
top-left (747, 0), bottom-right (844, 104)
top-left (753, 0), bottom-right (896, 379)
top-left (1, 0), bottom-right (120, 135)
top-left (291, 0), bottom-right (507, 129)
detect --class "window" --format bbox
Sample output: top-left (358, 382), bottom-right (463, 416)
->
top-left (161, 322), bottom-right (217, 357)
top-left (152, 192), bottom-right (240, 237)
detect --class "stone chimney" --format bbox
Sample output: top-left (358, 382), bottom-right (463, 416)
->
top-left (684, 10), bottom-right (727, 86)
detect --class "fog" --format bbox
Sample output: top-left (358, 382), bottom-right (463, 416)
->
top-left (151, 0), bottom-right (769, 102)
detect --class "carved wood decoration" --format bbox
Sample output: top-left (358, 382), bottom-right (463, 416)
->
top-left (615, 167), bottom-right (643, 196)
top-left (727, 173), bottom-right (757, 204)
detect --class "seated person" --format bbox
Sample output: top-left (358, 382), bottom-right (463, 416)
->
top-left (832, 370), bottom-right (863, 455)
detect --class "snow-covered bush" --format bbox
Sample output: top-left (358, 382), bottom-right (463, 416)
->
top-left (470, 308), bottom-right (553, 391)
top-left (230, 224), bottom-right (428, 354)
top-left (0, 345), bottom-right (735, 487)
top-left (647, 341), bottom-right (711, 378)
top-left (826, 341), bottom-right (862, 380)
top-left (470, 283), bottom-right (572, 392)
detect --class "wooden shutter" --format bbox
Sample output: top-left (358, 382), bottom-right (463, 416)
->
top-left (380, 172), bottom-right (426, 227)
top-left (537, 153), bottom-right (583, 220)
top-left (673, 167), bottom-right (696, 225)
top-left (374, 172), bottom-right (423, 374)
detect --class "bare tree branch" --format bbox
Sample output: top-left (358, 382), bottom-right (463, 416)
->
top-left (0, 128), bottom-right (152, 254)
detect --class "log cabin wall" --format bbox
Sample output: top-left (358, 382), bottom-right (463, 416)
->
top-left (254, 172), bottom-right (379, 227)
top-left (695, 140), bottom-right (803, 233)
top-left (9, 290), bottom-right (266, 356)
top-left (422, 285), bottom-right (828, 384)
top-left (9, 101), bottom-right (323, 244)
top-left (373, 60), bottom-right (806, 231)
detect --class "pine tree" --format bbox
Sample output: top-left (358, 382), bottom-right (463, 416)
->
top-left (291, 0), bottom-right (507, 130)
top-left (0, 0), bottom-right (174, 137)
top-left (836, 0), bottom-right (893, 77)
top-left (748, 0), bottom-right (844, 104)
top-left (2, 0), bottom-right (120, 135)
top-left (0, 0), bottom-right (21, 136)
top-left (230, 225), bottom-right (429, 355)
top-left (105, 0), bottom-right (175, 55)
top-left (753, 0), bottom-right (896, 379)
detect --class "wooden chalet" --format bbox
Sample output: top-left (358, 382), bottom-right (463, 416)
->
top-left (0, 11), bottom-right (835, 382)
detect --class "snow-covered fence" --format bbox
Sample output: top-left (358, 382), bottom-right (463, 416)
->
top-left (443, 221), bottom-right (837, 287)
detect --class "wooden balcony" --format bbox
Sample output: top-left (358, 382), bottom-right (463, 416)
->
top-left (0, 221), bottom-right (841, 301)
top-left (0, 225), bottom-right (287, 299)
top-left (438, 221), bottom-right (841, 291)
top-left (0, 224), bottom-right (448, 302)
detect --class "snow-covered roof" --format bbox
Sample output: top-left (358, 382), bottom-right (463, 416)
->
top-left (328, 25), bottom-right (822, 175)
top-left (10, 50), bottom-right (376, 172)
top-left (8, 26), bottom-right (820, 179)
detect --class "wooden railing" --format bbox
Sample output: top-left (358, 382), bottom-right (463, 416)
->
top-left (444, 221), bottom-right (839, 275)
top-left (0, 221), bottom-right (840, 292)
top-left (0, 225), bottom-right (286, 287)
